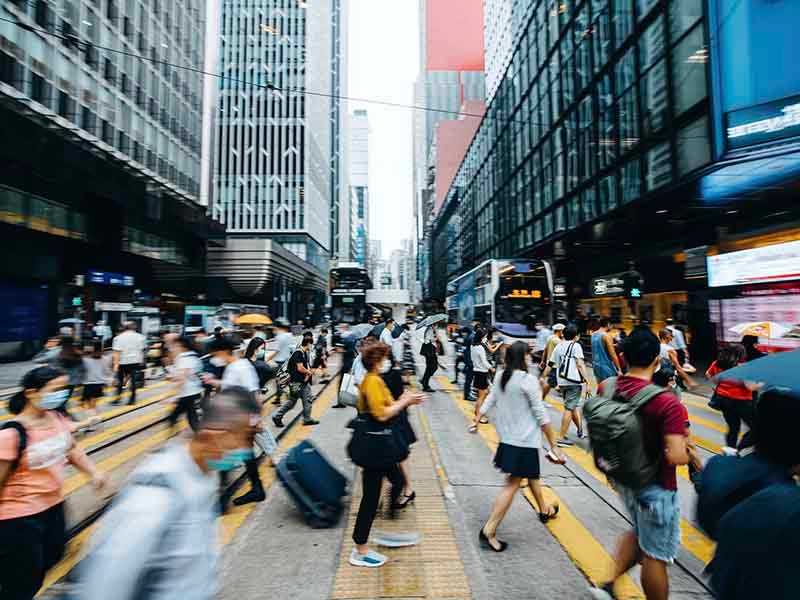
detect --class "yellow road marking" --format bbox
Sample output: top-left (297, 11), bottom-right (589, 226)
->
top-left (219, 378), bottom-right (339, 543)
top-left (435, 376), bottom-right (644, 598)
top-left (39, 379), bottom-right (339, 597)
top-left (0, 380), bottom-right (170, 422)
top-left (75, 392), bottom-right (173, 450)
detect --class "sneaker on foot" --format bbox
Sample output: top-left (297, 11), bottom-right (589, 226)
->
top-left (721, 446), bottom-right (738, 456)
top-left (303, 419), bottom-right (320, 426)
top-left (349, 548), bottom-right (388, 568)
top-left (556, 438), bottom-right (574, 447)
top-left (576, 427), bottom-right (586, 439)
top-left (588, 583), bottom-right (617, 599)
top-left (373, 531), bottom-right (421, 548)
top-left (272, 415), bottom-right (284, 428)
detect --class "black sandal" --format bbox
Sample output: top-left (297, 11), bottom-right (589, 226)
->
top-left (392, 491), bottom-right (416, 509)
top-left (538, 504), bottom-right (560, 523)
top-left (479, 528), bottom-right (508, 552)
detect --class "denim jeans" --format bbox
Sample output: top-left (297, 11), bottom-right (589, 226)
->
top-left (619, 484), bottom-right (681, 563)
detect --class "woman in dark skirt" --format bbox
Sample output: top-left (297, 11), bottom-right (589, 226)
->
top-left (473, 341), bottom-right (566, 552)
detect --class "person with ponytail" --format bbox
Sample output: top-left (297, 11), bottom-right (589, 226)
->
top-left (0, 366), bottom-right (107, 600)
top-left (474, 342), bottom-right (565, 553)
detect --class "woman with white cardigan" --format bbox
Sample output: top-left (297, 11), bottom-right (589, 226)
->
top-left (473, 341), bottom-right (566, 552)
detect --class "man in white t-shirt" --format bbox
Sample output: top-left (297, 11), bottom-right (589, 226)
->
top-left (167, 336), bottom-right (204, 432)
top-left (112, 321), bottom-right (147, 405)
top-left (265, 319), bottom-right (293, 405)
top-left (541, 324), bottom-right (589, 447)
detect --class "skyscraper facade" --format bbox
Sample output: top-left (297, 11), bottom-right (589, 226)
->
top-left (349, 109), bottom-right (369, 268)
top-left (0, 0), bottom-right (218, 337)
top-left (206, 0), bottom-right (349, 320)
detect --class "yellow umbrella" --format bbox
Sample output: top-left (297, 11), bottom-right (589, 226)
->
top-left (236, 313), bottom-right (273, 326)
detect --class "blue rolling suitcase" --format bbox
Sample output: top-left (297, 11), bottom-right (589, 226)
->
top-left (276, 440), bottom-right (348, 528)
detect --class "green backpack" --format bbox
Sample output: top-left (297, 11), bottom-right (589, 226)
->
top-left (583, 377), bottom-right (663, 490)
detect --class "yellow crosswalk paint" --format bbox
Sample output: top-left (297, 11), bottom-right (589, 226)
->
top-left (435, 376), bottom-right (644, 599)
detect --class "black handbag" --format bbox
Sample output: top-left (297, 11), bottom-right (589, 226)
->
top-left (346, 412), bottom-right (409, 470)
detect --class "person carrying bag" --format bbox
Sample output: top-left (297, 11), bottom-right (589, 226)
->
top-left (346, 342), bottom-right (424, 569)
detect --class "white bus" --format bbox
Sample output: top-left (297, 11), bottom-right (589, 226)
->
top-left (446, 258), bottom-right (555, 339)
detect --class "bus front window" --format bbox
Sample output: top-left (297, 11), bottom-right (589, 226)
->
top-left (494, 272), bottom-right (551, 337)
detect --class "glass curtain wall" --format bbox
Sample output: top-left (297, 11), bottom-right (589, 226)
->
top-left (434, 0), bottom-right (711, 285)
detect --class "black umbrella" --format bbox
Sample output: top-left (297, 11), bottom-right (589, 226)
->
top-left (717, 350), bottom-right (800, 393)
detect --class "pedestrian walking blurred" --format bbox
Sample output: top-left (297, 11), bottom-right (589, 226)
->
top-left (167, 336), bottom-right (204, 433)
top-left (539, 323), bottom-right (565, 399)
top-left (658, 329), bottom-right (696, 391)
top-left (348, 343), bottom-right (424, 568)
top-left (0, 366), bottom-right (107, 600)
top-left (468, 328), bottom-right (491, 433)
top-left (81, 342), bottom-right (111, 430)
top-left (77, 388), bottom-right (260, 600)
top-left (265, 319), bottom-right (293, 406)
top-left (476, 342), bottom-right (565, 553)
top-left (34, 336), bottom-right (85, 421)
top-left (591, 318), bottom-right (622, 384)
top-left (419, 328), bottom-right (439, 392)
top-left (451, 327), bottom-right (468, 385)
top-left (541, 324), bottom-right (588, 446)
top-left (312, 327), bottom-right (331, 381)
top-left (462, 320), bottom-right (479, 401)
top-left (203, 337), bottom-right (270, 507)
top-left (697, 387), bottom-right (800, 600)
top-left (665, 318), bottom-right (690, 369)
top-left (532, 321), bottom-right (553, 367)
top-left (588, 328), bottom-right (700, 600)
top-left (741, 334), bottom-right (766, 362)
top-left (112, 322), bottom-right (146, 406)
top-left (706, 344), bottom-right (755, 454)
top-left (272, 336), bottom-right (318, 428)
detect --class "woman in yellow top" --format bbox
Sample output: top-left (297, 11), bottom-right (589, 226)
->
top-left (349, 342), bottom-right (425, 568)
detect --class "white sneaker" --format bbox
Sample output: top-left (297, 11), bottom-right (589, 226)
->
top-left (373, 531), bottom-right (421, 548)
top-left (349, 548), bottom-right (388, 568)
top-left (721, 446), bottom-right (738, 456)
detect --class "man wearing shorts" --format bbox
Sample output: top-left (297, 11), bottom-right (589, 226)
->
top-left (541, 324), bottom-right (587, 447)
top-left (590, 328), bottom-right (700, 600)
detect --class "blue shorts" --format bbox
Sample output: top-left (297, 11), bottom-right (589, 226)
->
top-left (619, 484), bottom-right (681, 563)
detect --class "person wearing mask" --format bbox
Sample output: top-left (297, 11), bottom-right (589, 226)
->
top-left (706, 344), bottom-right (754, 454)
top-left (202, 337), bottom-right (268, 507)
top-left (111, 321), bottom-right (147, 406)
top-left (244, 337), bottom-right (271, 391)
top-left (167, 336), bottom-right (204, 433)
top-left (591, 318), bottom-right (622, 385)
top-left (665, 318), bottom-right (689, 368)
top-left (697, 387), bottom-right (800, 600)
top-left (312, 328), bottom-right (331, 381)
top-left (265, 319), bottom-right (293, 406)
top-left (539, 323), bottom-right (565, 399)
top-left (81, 342), bottom-right (111, 430)
top-left (541, 325), bottom-right (589, 447)
top-left (468, 328), bottom-right (491, 433)
top-left (475, 342), bottom-right (566, 552)
top-left (590, 328), bottom-right (701, 600)
top-left (78, 388), bottom-right (260, 600)
top-left (658, 329), bottom-right (696, 391)
top-left (349, 343), bottom-right (424, 568)
top-left (0, 366), bottom-right (107, 600)
top-left (419, 328), bottom-right (439, 392)
top-left (34, 336), bottom-right (85, 421)
top-left (740, 334), bottom-right (765, 362)
top-left (378, 318), bottom-right (396, 356)
top-left (272, 336), bottom-right (318, 428)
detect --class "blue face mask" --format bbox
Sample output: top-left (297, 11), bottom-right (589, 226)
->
top-left (206, 448), bottom-right (254, 471)
top-left (37, 389), bottom-right (70, 410)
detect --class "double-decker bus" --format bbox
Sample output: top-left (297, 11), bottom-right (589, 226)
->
top-left (329, 262), bottom-right (372, 324)
top-left (446, 258), bottom-right (554, 339)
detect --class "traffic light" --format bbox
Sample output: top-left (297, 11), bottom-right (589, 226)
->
top-left (622, 270), bottom-right (644, 300)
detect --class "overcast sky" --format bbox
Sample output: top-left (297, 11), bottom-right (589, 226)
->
top-left (347, 0), bottom-right (419, 259)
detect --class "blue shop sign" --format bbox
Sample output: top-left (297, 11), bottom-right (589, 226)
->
top-left (87, 270), bottom-right (135, 287)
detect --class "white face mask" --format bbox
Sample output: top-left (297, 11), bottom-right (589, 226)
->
top-left (379, 359), bottom-right (392, 374)
top-left (210, 356), bottom-right (227, 367)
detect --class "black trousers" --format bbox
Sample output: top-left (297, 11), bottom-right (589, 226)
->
top-left (719, 396), bottom-right (757, 449)
top-left (352, 465), bottom-right (405, 545)
top-left (463, 365), bottom-right (474, 400)
top-left (116, 363), bottom-right (140, 402)
top-left (0, 503), bottom-right (66, 600)
top-left (168, 394), bottom-right (201, 431)
top-left (421, 358), bottom-right (437, 389)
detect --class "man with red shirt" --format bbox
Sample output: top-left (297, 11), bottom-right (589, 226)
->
top-left (590, 328), bottom-right (701, 600)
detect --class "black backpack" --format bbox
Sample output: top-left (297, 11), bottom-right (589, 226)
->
top-left (0, 421), bottom-right (28, 472)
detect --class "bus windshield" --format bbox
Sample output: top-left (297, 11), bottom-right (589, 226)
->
top-left (494, 270), bottom-right (551, 337)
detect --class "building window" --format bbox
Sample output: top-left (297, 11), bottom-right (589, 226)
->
top-left (645, 142), bottom-right (673, 191)
top-left (669, 0), bottom-right (703, 41)
top-left (621, 158), bottom-right (642, 204)
top-left (641, 59), bottom-right (669, 135)
top-left (676, 116), bottom-right (710, 176)
top-left (599, 174), bottom-right (617, 213)
top-left (671, 24), bottom-right (707, 115)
